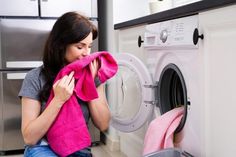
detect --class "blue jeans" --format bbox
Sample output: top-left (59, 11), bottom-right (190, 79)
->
top-left (24, 145), bottom-right (58, 157)
top-left (24, 142), bottom-right (92, 157)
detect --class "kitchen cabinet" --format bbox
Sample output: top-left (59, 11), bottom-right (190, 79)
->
top-left (0, 0), bottom-right (97, 18)
top-left (0, 0), bottom-right (39, 16)
top-left (116, 24), bottom-right (148, 157)
top-left (199, 4), bottom-right (236, 157)
top-left (40, 0), bottom-right (97, 18)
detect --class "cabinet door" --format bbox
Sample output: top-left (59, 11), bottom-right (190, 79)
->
top-left (117, 25), bottom-right (148, 157)
top-left (40, 0), bottom-right (93, 18)
top-left (199, 4), bottom-right (236, 157)
top-left (0, 0), bottom-right (39, 16)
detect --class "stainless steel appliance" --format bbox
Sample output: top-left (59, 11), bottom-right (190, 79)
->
top-left (0, 0), bottom-right (99, 152)
top-left (0, 18), bottom-right (56, 152)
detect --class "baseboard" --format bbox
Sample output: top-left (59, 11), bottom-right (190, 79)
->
top-left (103, 133), bottom-right (120, 152)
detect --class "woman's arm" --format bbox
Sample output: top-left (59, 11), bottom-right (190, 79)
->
top-left (21, 97), bottom-right (64, 145)
top-left (21, 72), bottom-right (75, 145)
top-left (88, 84), bottom-right (111, 132)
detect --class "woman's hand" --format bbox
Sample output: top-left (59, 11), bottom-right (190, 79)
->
top-left (53, 71), bottom-right (75, 105)
top-left (90, 59), bottom-right (100, 79)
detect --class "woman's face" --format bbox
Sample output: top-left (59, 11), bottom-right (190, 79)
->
top-left (65, 32), bottom-right (93, 63)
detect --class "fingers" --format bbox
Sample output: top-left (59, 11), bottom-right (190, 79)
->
top-left (67, 71), bottom-right (75, 92)
top-left (92, 59), bottom-right (97, 67)
top-left (93, 59), bottom-right (99, 68)
top-left (64, 71), bottom-right (74, 86)
top-left (59, 71), bottom-right (73, 84)
top-left (53, 79), bottom-right (60, 88)
top-left (90, 59), bottom-right (99, 78)
top-left (90, 59), bottom-right (98, 69)
top-left (53, 71), bottom-right (75, 89)
top-left (68, 77), bottom-right (75, 92)
top-left (52, 71), bottom-right (75, 103)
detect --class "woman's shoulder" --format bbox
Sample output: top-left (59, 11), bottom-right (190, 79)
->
top-left (24, 66), bottom-right (46, 86)
top-left (19, 66), bottom-right (44, 100)
top-left (25, 66), bottom-right (44, 80)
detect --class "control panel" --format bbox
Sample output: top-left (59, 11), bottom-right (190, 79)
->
top-left (144, 15), bottom-right (199, 49)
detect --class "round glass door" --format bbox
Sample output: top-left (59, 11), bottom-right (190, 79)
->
top-left (109, 53), bottom-right (154, 132)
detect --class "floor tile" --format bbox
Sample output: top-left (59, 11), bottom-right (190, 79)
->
top-left (92, 144), bottom-right (127, 157)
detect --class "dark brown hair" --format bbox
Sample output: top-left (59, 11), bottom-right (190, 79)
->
top-left (39, 12), bottom-right (97, 102)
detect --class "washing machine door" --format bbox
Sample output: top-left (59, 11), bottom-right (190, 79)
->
top-left (109, 53), bottom-right (155, 132)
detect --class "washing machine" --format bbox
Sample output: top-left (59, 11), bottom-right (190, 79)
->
top-left (109, 15), bottom-right (203, 157)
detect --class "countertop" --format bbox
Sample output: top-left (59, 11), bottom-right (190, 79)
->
top-left (114, 0), bottom-right (236, 29)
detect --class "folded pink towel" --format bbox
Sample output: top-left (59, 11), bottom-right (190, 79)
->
top-left (142, 107), bottom-right (184, 156)
top-left (45, 51), bottom-right (118, 157)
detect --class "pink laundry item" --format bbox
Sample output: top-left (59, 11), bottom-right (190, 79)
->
top-left (45, 51), bottom-right (118, 157)
top-left (142, 107), bottom-right (184, 156)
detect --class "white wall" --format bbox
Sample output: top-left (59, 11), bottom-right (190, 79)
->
top-left (113, 0), bottom-right (149, 24)
top-left (112, 0), bottom-right (203, 24)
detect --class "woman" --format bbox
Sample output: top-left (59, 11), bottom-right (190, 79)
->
top-left (18, 12), bottom-right (111, 157)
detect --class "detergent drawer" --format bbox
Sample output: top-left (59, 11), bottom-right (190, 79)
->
top-left (143, 148), bottom-right (193, 157)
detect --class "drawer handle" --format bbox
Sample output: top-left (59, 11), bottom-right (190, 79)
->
top-left (138, 36), bottom-right (144, 47)
top-left (193, 28), bottom-right (204, 45)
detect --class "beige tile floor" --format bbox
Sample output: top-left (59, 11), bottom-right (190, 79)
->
top-left (0, 143), bottom-right (127, 157)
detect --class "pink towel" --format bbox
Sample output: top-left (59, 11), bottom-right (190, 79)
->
top-left (142, 107), bottom-right (184, 156)
top-left (45, 51), bottom-right (118, 157)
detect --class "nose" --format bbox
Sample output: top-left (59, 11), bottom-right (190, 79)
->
top-left (82, 51), bottom-right (88, 57)
top-left (81, 49), bottom-right (88, 57)
top-left (82, 47), bottom-right (91, 56)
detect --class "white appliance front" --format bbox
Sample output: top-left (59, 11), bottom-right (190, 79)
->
top-left (0, 0), bottom-right (97, 18)
top-left (40, 0), bottom-right (97, 18)
top-left (0, 0), bottom-right (39, 16)
top-left (110, 15), bottom-right (202, 157)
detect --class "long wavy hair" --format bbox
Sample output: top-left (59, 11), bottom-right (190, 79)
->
top-left (39, 12), bottom-right (97, 102)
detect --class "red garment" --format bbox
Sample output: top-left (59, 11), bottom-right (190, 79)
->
top-left (46, 51), bottom-right (118, 157)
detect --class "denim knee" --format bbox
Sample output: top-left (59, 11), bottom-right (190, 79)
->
top-left (24, 145), bottom-right (58, 157)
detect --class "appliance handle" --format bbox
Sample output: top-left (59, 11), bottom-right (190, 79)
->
top-left (7, 73), bottom-right (27, 80)
top-left (6, 61), bottom-right (43, 68)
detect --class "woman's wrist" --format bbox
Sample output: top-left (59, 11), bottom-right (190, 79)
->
top-left (51, 97), bottom-right (65, 109)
